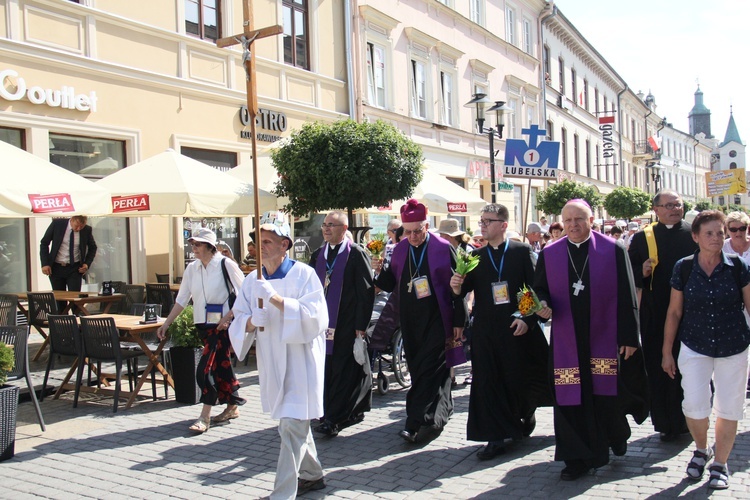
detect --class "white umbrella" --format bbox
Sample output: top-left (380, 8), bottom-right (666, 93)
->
top-left (97, 149), bottom-right (275, 281)
top-left (0, 141), bottom-right (112, 217)
top-left (357, 169), bottom-right (488, 216)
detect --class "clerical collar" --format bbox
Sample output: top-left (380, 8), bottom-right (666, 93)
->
top-left (263, 256), bottom-right (296, 280)
top-left (324, 240), bottom-right (345, 259)
top-left (567, 234), bottom-right (592, 248)
top-left (488, 237), bottom-right (506, 250)
top-left (664, 224), bottom-right (674, 229)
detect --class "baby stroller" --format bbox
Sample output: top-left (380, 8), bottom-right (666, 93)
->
top-left (367, 290), bottom-right (410, 395)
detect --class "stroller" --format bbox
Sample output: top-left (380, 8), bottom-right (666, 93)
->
top-left (367, 290), bottom-right (410, 395)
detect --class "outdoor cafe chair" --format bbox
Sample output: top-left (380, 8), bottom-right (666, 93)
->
top-left (145, 284), bottom-right (174, 317)
top-left (0, 294), bottom-right (18, 326)
top-left (104, 281), bottom-right (127, 314)
top-left (42, 315), bottom-right (82, 402)
top-left (126, 303), bottom-right (167, 400)
top-left (0, 325), bottom-right (45, 431)
top-left (77, 317), bottom-right (142, 413)
top-left (155, 273), bottom-right (170, 284)
top-left (27, 292), bottom-right (58, 360)
top-left (120, 285), bottom-right (145, 318)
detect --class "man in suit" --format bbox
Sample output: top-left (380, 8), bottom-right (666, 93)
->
top-left (40, 216), bottom-right (97, 292)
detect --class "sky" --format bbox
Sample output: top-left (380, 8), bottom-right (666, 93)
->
top-left (554, 0), bottom-right (748, 143)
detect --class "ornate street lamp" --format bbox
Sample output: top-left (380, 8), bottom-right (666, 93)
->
top-left (464, 93), bottom-right (514, 203)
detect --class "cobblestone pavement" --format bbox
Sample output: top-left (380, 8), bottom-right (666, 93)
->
top-left (4, 332), bottom-right (750, 499)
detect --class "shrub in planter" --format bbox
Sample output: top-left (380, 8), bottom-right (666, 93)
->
top-left (167, 306), bottom-right (203, 404)
top-left (0, 341), bottom-right (18, 462)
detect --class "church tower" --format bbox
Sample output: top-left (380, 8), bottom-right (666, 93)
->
top-left (688, 85), bottom-right (712, 138)
top-left (718, 107), bottom-right (745, 171)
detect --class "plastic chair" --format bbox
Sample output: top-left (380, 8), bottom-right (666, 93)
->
top-left (155, 273), bottom-right (170, 284)
top-left (145, 284), bottom-right (174, 317)
top-left (77, 317), bottom-right (142, 413)
top-left (0, 325), bottom-right (45, 431)
top-left (26, 292), bottom-right (58, 361)
top-left (42, 315), bottom-right (82, 402)
top-left (0, 294), bottom-right (18, 326)
top-left (120, 285), bottom-right (145, 318)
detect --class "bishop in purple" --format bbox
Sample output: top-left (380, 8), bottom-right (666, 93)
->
top-left (533, 199), bottom-right (649, 481)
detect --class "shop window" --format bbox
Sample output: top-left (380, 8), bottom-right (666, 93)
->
top-left (185, 0), bottom-right (220, 41)
top-left (283, 0), bottom-right (309, 70)
top-left (0, 128), bottom-right (29, 294)
top-left (49, 134), bottom-right (126, 178)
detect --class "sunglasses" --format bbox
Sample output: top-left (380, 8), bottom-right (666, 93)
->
top-left (728, 226), bottom-right (748, 233)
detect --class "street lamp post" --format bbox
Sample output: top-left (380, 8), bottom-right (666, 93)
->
top-left (464, 93), bottom-right (514, 203)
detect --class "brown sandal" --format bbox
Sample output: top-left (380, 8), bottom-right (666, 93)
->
top-left (189, 418), bottom-right (210, 433)
top-left (212, 406), bottom-right (240, 423)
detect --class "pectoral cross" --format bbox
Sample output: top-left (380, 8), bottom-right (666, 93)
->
top-left (407, 280), bottom-right (413, 293)
top-left (216, 0), bottom-right (283, 281)
top-left (572, 279), bottom-right (585, 296)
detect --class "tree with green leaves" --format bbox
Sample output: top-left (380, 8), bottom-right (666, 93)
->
top-left (695, 200), bottom-right (718, 212)
top-left (536, 179), bottom-right (603, 216)
top-left (603, 187), bottom-right (651, 220)
top-left (271, 119), bottom-right (423, 224)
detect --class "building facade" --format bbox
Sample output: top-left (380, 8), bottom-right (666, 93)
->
top-left (0, 0), bottom-right (347, 292)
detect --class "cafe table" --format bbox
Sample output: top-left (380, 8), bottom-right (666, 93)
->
top-left (16, 290), bottom-right (125, 360)
top-left (53, 314), bottom-right (174, 410)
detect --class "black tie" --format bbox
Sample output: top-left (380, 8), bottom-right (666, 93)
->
top-left (69, 229), bottom-right (75, 264)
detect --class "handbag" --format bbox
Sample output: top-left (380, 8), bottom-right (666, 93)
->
top-left (220, 258), bottom-right (237, 309)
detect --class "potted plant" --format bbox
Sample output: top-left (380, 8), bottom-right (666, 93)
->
top-left (0, 341), bottom-right (18, 462)
top-left (167, 306), bottom-right (203, 404)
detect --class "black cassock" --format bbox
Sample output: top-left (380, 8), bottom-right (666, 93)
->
top-left (534, 240), bottom-right (649, 469)
top-left (310, 243), bottom-right (374, 427)
top-left (458, 241), bottom-right (551, 442)
top-left (628, 221), bottom-right (697, 435)
top-left (375, 242), bottom-right (463, 432)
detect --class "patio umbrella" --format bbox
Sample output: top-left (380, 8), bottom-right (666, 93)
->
top-left (0, 141), bottom-right (112, 217)
top-left (357, 169), bottom-right (488, 216)
top-left (96, 149), bottom-right (276, 281)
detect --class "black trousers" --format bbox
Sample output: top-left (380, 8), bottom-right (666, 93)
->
top-left (50, 262), bottom-right (84, 292)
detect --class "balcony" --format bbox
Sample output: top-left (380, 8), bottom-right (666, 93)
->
top-left (632, 140), bottom-right (660, 161)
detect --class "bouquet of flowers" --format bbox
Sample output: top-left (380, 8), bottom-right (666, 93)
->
top-left (514, 284), bottom-right (543, 317)
top-left (455, 247), bottom-right (480, 276)
top-left (366, 233), bottom-right (387, 258)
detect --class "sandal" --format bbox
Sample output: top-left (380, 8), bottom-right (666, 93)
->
top-left (189, 418), bottom-right (210, 433)
top-left (686, 448), bottom-right (713, 480)
top-left (212, 406), bottom-right (240, 423)
top-left (708, 464), bottom-right (729, 490)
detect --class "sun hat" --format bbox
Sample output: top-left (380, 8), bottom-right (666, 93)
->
top-left (437, 219), bottom-right (465, 237)
top-left (188, 227), bottom-right (217, 248)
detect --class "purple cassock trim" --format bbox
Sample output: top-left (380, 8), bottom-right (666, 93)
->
top-left (315, 240), bottom-right (351, 355)
top-left (544, 231), bottom-right (618, 406)
top-left (390, 235), bottom-right (466, 368)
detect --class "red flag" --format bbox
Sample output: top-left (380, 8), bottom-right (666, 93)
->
top-left (648, 136), bottom-right (661, 151)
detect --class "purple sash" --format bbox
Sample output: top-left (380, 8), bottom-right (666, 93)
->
top-left (544, 232), bottom-right (618, 405)
top-left (315, 240), bottom-right (350, 354)
top-left (390, 235), bottom-right (466, 368)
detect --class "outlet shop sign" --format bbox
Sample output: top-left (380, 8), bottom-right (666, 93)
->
top-left (1, 68), bottom-right (98, 112)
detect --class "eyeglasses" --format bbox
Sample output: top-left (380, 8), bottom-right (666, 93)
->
top-left (321, 223), bottom-right (344, 229)
top-left (190, 242), bottom-right (203, 248)
top-left (477, 218), bottom-right (506, 227)
top-left (654, 203), bottom-right (683, 210)
top-left (728, 225), bottom-right (748, 233)
top-left (403, 225), bottom-right (426, 236)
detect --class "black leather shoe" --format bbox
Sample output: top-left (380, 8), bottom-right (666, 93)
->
top-left (560, 461), bottom-right (590, 481)
top-left (522, 413), bottom-right (537, 437)
top-left (476, 441), bottom-right (506, 460)
top-left (611, 441), bottom-right (627, 456)
top-left (313, 421), bottom-right (339, 437)
top-left (398, 429), bottom-right (417, 443)
top-left (660, 432), bottom-right (679, 442)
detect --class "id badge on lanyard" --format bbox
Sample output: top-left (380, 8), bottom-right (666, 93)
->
top-left (205, 303), bottom-right (223, 325)
top-left (413, 276), bottom-right (432, 299)
top-left (492, 281), bottom-right (510, 305)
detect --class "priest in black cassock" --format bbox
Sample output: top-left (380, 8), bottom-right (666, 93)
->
top-left (373, 199), bottom-right (466, 443)
top-left (450, 204), bottom-right (551, 461)
top-left (534, 199), bottom-right (649, 481)
top-left (310, 211), bottom-right (374, 437)
top-left (628, 189), bottom-right (697, 442)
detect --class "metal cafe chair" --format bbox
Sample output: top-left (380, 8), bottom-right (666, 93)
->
top-left (0, 325), bottom-right (45, 431)
top-left (27, 292), bottom-right (58, 361)
top-left (77, 317), bottom-right (142, 413)
top-left (145, 284), bottom-right (174, 317)
top-left (0, 294), bottom-right (18, 326)
top-left (120, 285), bottom-right (145, 319)
top-left (42, 315), bottom-right (82, 402)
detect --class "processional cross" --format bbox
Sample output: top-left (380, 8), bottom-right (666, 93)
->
top-left (217, 0), bottom-right (283, 281)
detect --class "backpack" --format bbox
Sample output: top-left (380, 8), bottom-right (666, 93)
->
top-left (679, 254), bottom-right (743, 294)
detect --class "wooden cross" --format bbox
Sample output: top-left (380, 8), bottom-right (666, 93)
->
top-left (216, 0), bottom-right (282, 281)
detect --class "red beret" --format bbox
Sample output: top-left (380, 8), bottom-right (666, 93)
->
top-left (400, 198), bottom-right (427, 222)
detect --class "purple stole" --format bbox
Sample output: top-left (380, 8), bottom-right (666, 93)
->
top-left (315, 240), bottom-right (351, 355)
top-left (389, 235), bottom-right (466, 368)
top-left (544, 232), bottom-right (618, 405)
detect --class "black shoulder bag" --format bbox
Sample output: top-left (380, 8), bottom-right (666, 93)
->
top-left (221, 258), bottom-right (237, 309)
